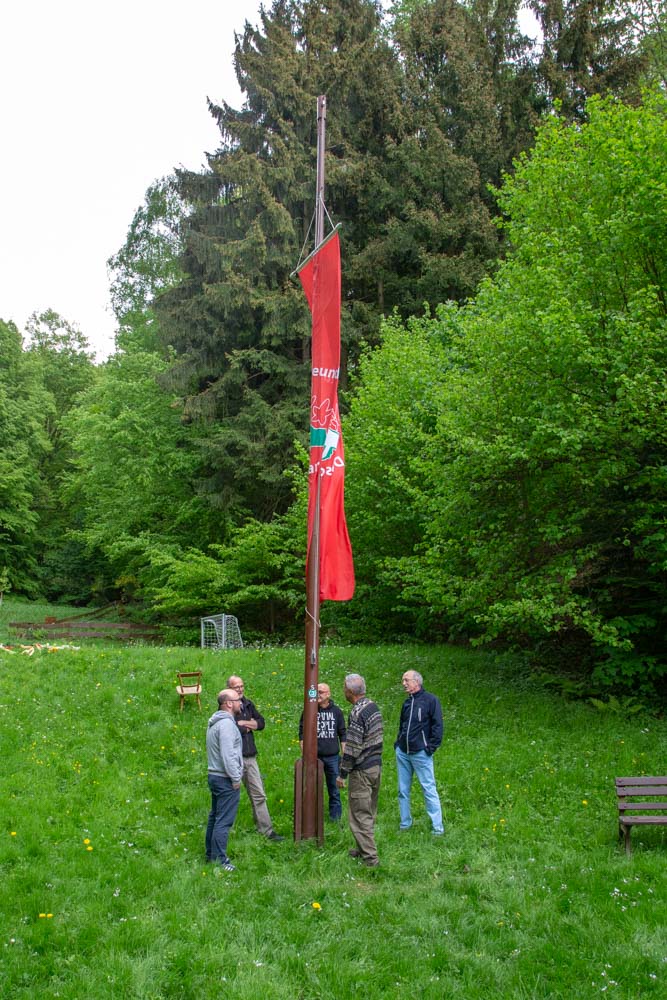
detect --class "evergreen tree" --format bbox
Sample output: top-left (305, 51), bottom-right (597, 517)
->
top-left (360, 0), bottom-right (541, 317)
top-left (530, 0), bottom-right (648, 118)
top-left (155, 0), bottom-right (405, 522)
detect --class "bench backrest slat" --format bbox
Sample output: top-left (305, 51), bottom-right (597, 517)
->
top-left (616, 784), bottom-right (667, 797)
top-left (618, 802), bottom-right (667, 811)
top-left (616, 776), bottom-right (667, 785)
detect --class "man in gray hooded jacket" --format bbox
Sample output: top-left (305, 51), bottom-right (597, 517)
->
top-left (205, 688), bottom-right (244, 870)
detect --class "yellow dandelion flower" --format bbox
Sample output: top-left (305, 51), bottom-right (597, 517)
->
top-left (39, 913), bottom-right (46, 918)
top-left (312, 902), bottom-right (321, 910)
top-left (86, 845), bottom-right (93, 851)
top-left (582, 799), bottom-right (588, 806)
top-left (83, 838), bottom-right (90, 844)
top-left (46, 913), bottom-right (53, 918)
top-left (10, 831), bottom-right (17, 836)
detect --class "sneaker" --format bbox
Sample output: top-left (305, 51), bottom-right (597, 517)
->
top-left (348, 848), bottom-right (361, 858)
top-left (267, 831), bottom-right (285, 842)
top-left (219, 861), bottom-right (236, 872)
top-left (363, 858), bottom-right (380, 868)
top-left (432, 830), bottom-right (444, 837)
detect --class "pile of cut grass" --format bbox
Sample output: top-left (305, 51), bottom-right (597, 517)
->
top-left (1, 641), bottom-right (665, 999)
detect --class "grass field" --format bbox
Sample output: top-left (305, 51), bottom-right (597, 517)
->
top-left (1, 601), bottom-right (665, 998)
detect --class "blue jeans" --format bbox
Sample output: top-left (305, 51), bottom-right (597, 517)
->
top-left (206, 774), bottom-right (241, 863)
top-left (320, 754), bottom-right (342, 819)
top-left (395, 747), bottom-right (444, 833)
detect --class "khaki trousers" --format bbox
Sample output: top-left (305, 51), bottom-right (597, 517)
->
top-left (348, 765), bottom-right (381, 863)
top-left (242, 755), bottom-right (273, 835)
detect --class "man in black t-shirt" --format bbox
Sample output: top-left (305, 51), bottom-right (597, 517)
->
top-left (299, 682), bottom-right (347, 820)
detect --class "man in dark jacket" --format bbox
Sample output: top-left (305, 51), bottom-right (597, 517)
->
top-left (299, 682), bottom-right (347, 820)
top-left (394, 670), bottom-right (444, 835)
top-left (227, 675), bottom-right (284, 842)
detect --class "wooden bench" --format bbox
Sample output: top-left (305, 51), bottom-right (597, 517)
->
top-left (615, 776), bottom-right (667, 854)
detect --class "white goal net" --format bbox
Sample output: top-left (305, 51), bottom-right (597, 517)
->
top-left (200, 614), bottom-right (244, 650)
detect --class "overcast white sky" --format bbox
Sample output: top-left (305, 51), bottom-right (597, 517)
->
top-left (0, 0), bottom-right (267, 359)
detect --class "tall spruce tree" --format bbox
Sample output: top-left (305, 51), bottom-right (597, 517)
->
top-left (359, 0), bottom-right (540, 316)
top-left (530, 0), bottom-right (648, 118)
top-left (156, 0), bottom-right (403, 521)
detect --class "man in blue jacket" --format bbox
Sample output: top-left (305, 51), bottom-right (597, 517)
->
top-left (394, 670), bottom-right (444, 835)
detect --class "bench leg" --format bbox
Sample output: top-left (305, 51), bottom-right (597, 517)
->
top-left (620, 823), bottom-right (632, 855)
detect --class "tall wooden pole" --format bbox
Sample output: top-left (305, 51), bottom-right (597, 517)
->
top-left (294, 96), bottom-right (327, 843)
top-left (315, 95), bottom-right (326, 247)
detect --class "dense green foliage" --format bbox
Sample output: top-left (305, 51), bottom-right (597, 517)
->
top-left (64, 349), bottom-right (218, 604)
top-left (23, 311), bottom-right (98, 601)
top-left (1, 634), bottom-right (665, 998)
top-left (345, 92), bottom-right (667, 690)
top-left (108, 177), bottom-right (187, 356)
top-left (0, 320), bottom-right (50, 593)
top-left (0, 314), bottom-right (96, 599)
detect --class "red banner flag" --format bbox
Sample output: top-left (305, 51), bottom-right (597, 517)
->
top-left (298, 230), bottom-right (355, 601)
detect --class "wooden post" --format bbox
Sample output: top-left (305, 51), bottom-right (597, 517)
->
top-left (294, 96), bottom-right (327, 844)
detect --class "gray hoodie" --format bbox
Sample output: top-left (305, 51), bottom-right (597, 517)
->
top-left (206, 710), bottom-right (243, 782)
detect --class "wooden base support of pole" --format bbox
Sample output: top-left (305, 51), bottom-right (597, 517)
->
top-left (293, 758), bottom-right (324, 844)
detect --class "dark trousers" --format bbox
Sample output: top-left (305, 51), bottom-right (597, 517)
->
top-left (205, 773), bottom-right (240, 863)
top-left (320, 754), bottom-right (342, 820)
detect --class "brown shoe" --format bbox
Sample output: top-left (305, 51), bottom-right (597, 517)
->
top-left (363, 858), bottom-right (380, 867)
top-left (348, 848), bottom-right (361, 857)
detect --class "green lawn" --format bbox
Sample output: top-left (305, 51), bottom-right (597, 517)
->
top-left (1, 630), bottom-right (665, 998)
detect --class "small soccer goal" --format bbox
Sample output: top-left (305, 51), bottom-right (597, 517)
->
top-left (200, 614), bottom-right (244, 651)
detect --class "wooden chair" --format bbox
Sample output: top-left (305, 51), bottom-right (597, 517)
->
top-left (176, 671), bottom-right (202, 711)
